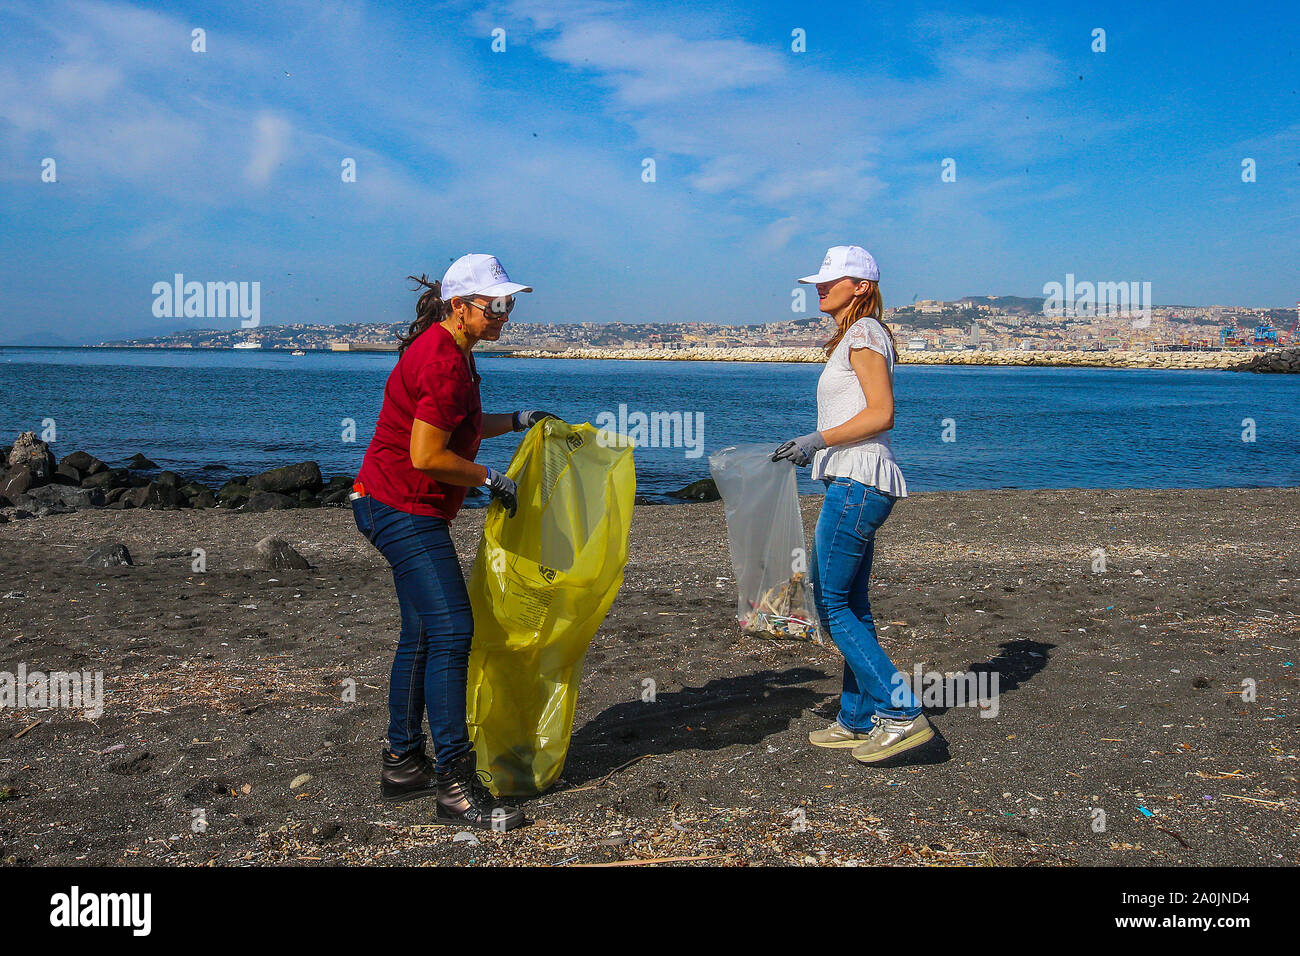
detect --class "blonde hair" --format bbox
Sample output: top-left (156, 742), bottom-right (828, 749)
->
top-left (823, 279), bottom-right (895, 357)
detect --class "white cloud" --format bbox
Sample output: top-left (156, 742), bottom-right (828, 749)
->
top-left (48, 61), bottom-right (122, 102)
top-left (245, 112), bottom-right (293, 187)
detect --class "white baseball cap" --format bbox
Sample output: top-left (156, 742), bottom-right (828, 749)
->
top-left (798, 245), bottom-right (880, 284)
top-left (440, 253), bottom-right (533, 300)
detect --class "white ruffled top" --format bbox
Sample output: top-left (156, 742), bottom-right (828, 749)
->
top-left (810, 317), bottom-right (908, 497)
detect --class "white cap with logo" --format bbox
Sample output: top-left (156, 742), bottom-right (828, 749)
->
top-left (798, 245), bottom-right (880, 284)
top-left (440, 253), bottom-right (533, 300)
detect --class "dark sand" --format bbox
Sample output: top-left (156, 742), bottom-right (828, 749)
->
top-left (1, 488), bottom-right (1297, 866)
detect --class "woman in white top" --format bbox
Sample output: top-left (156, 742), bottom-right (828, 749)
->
top-left (773, 245), bottom-right (935, 764)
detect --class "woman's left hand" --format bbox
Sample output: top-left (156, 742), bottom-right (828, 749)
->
top-left (513, 410), bottom-right (559, 431)
top-left (772, 431), bottom-right (827, 467)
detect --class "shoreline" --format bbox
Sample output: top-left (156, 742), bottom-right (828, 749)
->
top-left (506, 346), bottom-right (1300, 371)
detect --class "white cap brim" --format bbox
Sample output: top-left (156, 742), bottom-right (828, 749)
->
top-left (477, 281), bottom-right (532, 297)
top-left (797, 271), bottom-right (845, 285)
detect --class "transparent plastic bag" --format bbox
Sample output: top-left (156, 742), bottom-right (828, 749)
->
top-left (708, 444), bottom-right (820, 642)
top-left (466, 419), bottom-right (636, 797)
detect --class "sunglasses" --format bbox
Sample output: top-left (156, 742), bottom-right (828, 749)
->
top-left (464, 295), bottom-right (516, 316)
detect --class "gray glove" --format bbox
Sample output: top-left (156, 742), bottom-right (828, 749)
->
top-left (771, 431), bottom-right (827, 467)
top-left (512, 410), bottom-right (559, 432)
top-left (483, 466), bottom-right (518, 517)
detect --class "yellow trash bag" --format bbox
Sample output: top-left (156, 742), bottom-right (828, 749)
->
top-left (467, 418), bottom-right (636, 797)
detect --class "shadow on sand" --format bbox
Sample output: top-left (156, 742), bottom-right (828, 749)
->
top-left (561, 666), bottom-right (828, 786)
top-left (810, 638), bottom-right (1056, 767)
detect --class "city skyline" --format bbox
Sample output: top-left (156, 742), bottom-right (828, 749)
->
top-left (92, 295), bottom-right (1300, 354)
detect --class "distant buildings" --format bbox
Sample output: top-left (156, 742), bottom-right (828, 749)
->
top-left (95, 301), bottom-right (1298, 353)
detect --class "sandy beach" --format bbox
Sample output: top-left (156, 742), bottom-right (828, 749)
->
top-left (2, 487), bottom-right (1297, 867)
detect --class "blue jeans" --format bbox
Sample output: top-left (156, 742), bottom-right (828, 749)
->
top-left (812, 477), bottom-right (921, 728)
top-left (352, 495), bottom-right (474, 771)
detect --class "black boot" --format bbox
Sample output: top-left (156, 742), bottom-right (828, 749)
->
top-left (434, 750), bottom-right (526, 831)
top-left (381, 747), bottom-right (438, 803)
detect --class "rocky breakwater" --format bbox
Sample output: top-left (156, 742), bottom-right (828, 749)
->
top-left (1238, 347), bottom-right (1300, 373)
top-left (511, 346), bottom-right (1295, 371)
top-left (0, 431), bottom-right (358, 521)
top-left (900, 349), bottom-right (1274, 370)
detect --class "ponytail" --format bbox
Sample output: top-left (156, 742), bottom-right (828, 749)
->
top-left (398, 274), bottom-right (448, 354)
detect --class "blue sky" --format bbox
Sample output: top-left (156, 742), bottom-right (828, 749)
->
top-left (1, 0), bottom-right (1296, 344)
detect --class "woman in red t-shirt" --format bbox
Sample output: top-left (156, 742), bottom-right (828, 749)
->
top-left (352, 254), bottom-right (555, 831)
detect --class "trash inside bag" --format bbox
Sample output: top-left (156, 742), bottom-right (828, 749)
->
top-left (467, 419), bottom-right (636, 797)
top-left (708, 444), bottom-right (820, 642)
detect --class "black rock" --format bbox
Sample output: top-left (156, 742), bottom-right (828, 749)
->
top-left (83, 543), bottom-right (133, 567)
top-left (127, 453), bottom-right (159, 470)
top-left (247, 462), bottom-right (323, 495)
top-left (245, 491), bottom-right (297, 511)
top-left (26, 484), bottom-right (105, 509)
top-left (104, 487), bottom-right (132, 505)
top-left (321, 488), bottom-right (351, 506)
top-left (53, 464), bottom-right (83, 485)
top-left (156, 470), bottom-right (182, 488)
top-left (82, 469), bottom-right (130, 490)
top-left (253, 536), bottom-right (311, 570)
top-left (126, 481), bottom-right (183, 509)
top-left (201, 464), bottom-right (229, 471)
top-left (46, 504), bottom-right (78, 516)
top-left (191, 490), bottom-right (217, 509)
top-left (1, 465), bottom-right (34, 500)
top-left (217, 481), bottom-right (253, 509)
top-left (1243, 347), bottom-right (1300, 374)
top-left (668, 478), bottom-right (720, 501)
top-left (60, 451), bottom-right (107, 475)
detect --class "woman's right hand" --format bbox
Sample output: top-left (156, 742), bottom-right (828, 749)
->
top-left (772, 431), bottom-right (827, 467)
top-left (483, 466), bottom-right (518, 517)
top-left (513, 410), bottom-right (559, 431)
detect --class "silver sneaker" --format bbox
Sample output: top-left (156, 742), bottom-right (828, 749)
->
top-left (851, 714), bottom-right (935, 763)
top-left (809, 721), bottom-right (874, 749)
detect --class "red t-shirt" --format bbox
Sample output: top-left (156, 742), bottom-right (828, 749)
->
top-left (357, 323), bottom-right (483, 520)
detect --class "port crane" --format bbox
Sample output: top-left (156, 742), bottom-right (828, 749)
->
top-left (1253, 322), bottom-right (1278, 347)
